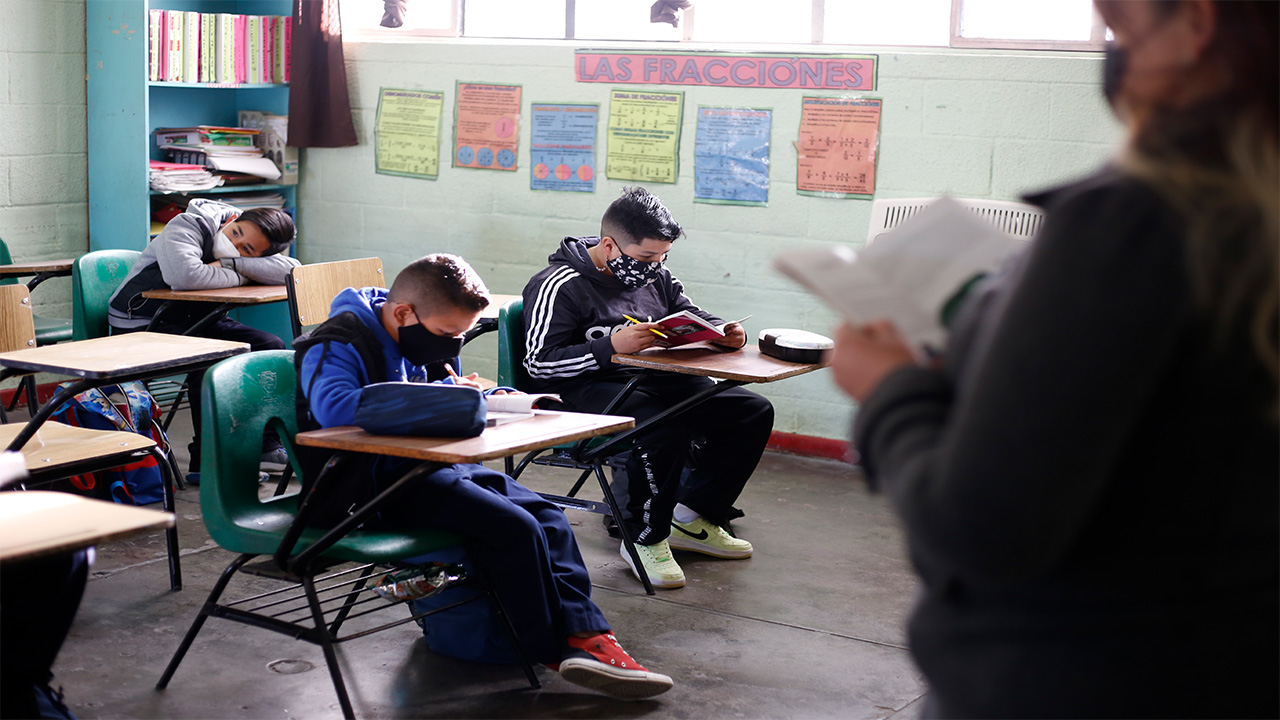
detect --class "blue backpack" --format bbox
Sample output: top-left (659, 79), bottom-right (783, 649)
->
top-left (48, 381), bottom-right (168, 506)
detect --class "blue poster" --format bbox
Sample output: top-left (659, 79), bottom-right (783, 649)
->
top-left (530, 103), bottom-right (598, 193)
top-left (694, 107), bottom-right (772, 206)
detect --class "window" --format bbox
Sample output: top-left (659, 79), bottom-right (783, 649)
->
top-left (342, 0), bottom-right (1107, 52)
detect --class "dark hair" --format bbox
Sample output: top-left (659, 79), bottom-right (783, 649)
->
top-left (388, 253), bottom-right (490, 315)
top-left (237, 207), bottom-right (295, 257)
top-left (1098, 0), bottom-right (1278, 401)
top-left (600, 186), bottom-right (684, 248)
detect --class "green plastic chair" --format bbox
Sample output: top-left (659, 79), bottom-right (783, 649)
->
top-left (71, 249), bottom-right (140, 340)
top-left (0, 239), bottom-right (73, 344)
top-left (497, 298), bottom-right (654, 594)
top-left (157, 350), bottom-right (537, 718)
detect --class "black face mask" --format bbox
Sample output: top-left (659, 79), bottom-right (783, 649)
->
top-left (398, 323), bottom-right (464, 368)
top-left (1102, 41), bottom-right (1129, 108)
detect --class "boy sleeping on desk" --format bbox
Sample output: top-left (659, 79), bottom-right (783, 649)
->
top-left (107, 198), bottom-right (299, 484)
top-left (521, 186), bottom-right (774, 590)
top-left (293, 253), bottom-right (673, 700)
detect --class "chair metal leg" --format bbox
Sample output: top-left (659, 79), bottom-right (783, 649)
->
top-left (160, 381), bottom-right (188, 433)
top-left (157, 554), bottom-right (256, 689)
top-left (302, 574), bottom-right (357, 720)
top-left (326, 564), bottom-right (377, 637)
top-left (149, 446), bottom-right (182, 591)
top-left (463, 546), bottom-right (541, 689)
top-left (595, 463), bottom-right (655, 595)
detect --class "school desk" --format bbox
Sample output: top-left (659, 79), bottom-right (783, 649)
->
top-left (142, 284), bottom-right (289, 335)
top-left (0, 490), bottom-right (175, 563)
top-left (0, 259), bottom-right (75, 292)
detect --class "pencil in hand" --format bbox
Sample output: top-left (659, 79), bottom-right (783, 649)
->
top-left (623, 314), bottom-right (668, 338)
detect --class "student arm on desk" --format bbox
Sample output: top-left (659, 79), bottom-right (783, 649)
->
top-left (223, 253), bottom-right (300, 286)
top-left (154, 214), bottom-right (243, 291)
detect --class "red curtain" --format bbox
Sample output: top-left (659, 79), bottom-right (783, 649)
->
top-left (288, 0), bottom-right (358, 148)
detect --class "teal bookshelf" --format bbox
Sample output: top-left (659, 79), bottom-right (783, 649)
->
top-left (87, 0), bottom-right (296, 339)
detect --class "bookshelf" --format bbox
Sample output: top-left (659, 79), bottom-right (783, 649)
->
top-left (87, 0), bottom-right (295, 253)
top-left (87, 0), bottom-right (296, 338)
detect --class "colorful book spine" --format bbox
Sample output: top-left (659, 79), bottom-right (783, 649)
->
top-left (182, 12), bottom-right (200, 84)
top-left (215, 13), bottom-right (236, 83)
top-left (233, 15), bottom-right (247, 83)
top-left (199, 12), bottom-right (215, 82)
top-left (165, 10), bottom-right (183, 82)
top-left (263, 17), bottom-right (276, 84)
top-left (147, 9), bottom-right (164, 81)
top-left (246, 16), bottom-right (262, 83)
top-left (280, 17), bottom-right (291, 83)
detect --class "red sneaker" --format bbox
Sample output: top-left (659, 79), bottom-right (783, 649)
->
top-left (557, 633), bottom-right (674, 700)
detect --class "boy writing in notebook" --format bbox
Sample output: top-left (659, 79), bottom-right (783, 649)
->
top-left (293, 253), bottom-right (672, 699)
top-left (107, 198), bottom-right (299, 483)
top-left (522, 187), bottom-right (775, 589)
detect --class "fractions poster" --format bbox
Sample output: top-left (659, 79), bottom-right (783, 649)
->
top-left (374, 88), bottom-right (444, 180)
top-left (694, 107), bottom-right (771, 206)
top-left (453, 82), bottom-right (522, 171)
top-left (530, 103), bottom-right (598, 193)
top-left (605, 89), bottom-right (683, 184)
top-left (796, 96), bottom-right (882, 199)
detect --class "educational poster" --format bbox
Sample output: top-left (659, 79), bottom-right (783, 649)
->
top-left (796, 96), bottom-right (882, 199)
top-left (605, 89), bottom-right (683, 184)
top-left (374, 88), bottom-right (444, 179)
top-left (530, 103), bottom-right (598, 193)
top-left (694, 106), bottom-right (771, 206)
top-left (453, 82), bottom-right (522, 171)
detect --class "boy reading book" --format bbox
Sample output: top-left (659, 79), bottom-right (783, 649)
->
top-left (521, 187), bottom-right (774, 589)
top-left (107, 198), bottom-right (299, 483)
top-left (294, 253), bottom-right (673, 699)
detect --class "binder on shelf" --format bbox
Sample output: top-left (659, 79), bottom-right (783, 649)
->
top-left (275, 16), bottom-right (291, 83)
top-left (164, 10), bottom-right (183, 82)
top-left (199, 13), bottom-right (215, 83)
top-left (182, 12), bottom-right (200, 84)
top-left (263, 16), bottom-right (276, 84)
top-left (148, 9), bottom-right (164, 81)
top-left (246, 16), bottom-right (262, 84)
top-left (215, 13), bottom-right (235, 83)
top-left (234, 15), bottom-right (247, 83)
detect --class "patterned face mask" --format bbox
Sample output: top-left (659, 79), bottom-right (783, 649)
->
top-left (606, 250), bottom-right (664, 288)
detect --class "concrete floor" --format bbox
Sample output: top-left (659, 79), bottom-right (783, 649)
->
top-left (43, 411), bottom-right (929, 719)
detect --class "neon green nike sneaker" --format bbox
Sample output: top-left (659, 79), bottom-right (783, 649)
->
top-left (668, 517), bottom-right (753, 559)
top-left (621, 539), bottom-right (685, 589)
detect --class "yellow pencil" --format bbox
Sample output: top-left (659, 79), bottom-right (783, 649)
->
top-left (623, 314), bottom-right (668, 338)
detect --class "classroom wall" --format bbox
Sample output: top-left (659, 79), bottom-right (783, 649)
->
top-left (297, 39), bottom-right (1124, 442)
top-left (0, 0), bottom-right (89, 322)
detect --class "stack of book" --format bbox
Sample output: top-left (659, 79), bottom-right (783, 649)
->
top-left (149, 160), bottom-right (223, 193)
top-left (155, 125), bottom-right (283, 182)
top-left (147, 10), bottom-right (291, 84)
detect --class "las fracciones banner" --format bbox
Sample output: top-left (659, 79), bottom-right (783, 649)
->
top-left (575, 50), bottom-right (876, 91)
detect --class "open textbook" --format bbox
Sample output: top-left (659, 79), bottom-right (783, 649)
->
top-left (485, 393), bottom-right (561, 427)
top-left (772, 196), bottom-right (1027, 351)
top-left (648, 311), bottom-right (753, 348)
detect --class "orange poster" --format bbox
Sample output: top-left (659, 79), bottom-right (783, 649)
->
top-left (453, 82), bottom-right (522, 171)
top-left (796, 96), bottom-right (881, 198)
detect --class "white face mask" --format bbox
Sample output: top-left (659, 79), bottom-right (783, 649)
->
top-left (212, 230), bottom-right (241, 259)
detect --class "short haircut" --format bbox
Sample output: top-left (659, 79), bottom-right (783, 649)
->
top-left (388, 253), bottom-right (491, 315)
top-left (600, 186), bottom-right (684, 248)
top-left (238, 207), bottom-right (296, 257)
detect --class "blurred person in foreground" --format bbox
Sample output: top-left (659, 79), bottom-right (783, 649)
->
top-left (828, 1), bottom-right (1278, 716)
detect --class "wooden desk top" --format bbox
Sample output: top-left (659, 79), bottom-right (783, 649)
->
top-left (0, 421), bottom-right (156, 471)
top-left (0, 260), bottom-right (75, 277)
top-left (0, 332), bottom-right (249, 378)
top-left (612, 344), bottom-right (826, 383)
top-left (0, 491), bottom-right (174, 562)
top-left (480, 294), bottom-right (521, 320)
top-left (142, 285), bottom-right (289, 304)
top-left (296, 410), bottom-right (633, 465)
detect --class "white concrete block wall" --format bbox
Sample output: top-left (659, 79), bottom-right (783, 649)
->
top-left (0, 0), bottom-right (88, 324)
top-left (297, 40), bottom-right (1124, 441)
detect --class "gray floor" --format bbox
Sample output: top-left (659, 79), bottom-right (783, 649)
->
top-left (42, 410), bottom-right (929, 719)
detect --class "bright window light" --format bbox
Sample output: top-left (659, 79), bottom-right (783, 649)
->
top-left (466, 0), bottom-right (565, 39)
top-left (824, 0), bottom-right (950, 46)
top-left (577, 0), bottom-right (683, 42)
top-left (341, 0), bottom-right (454, 34)
top-left (959, 0), bottom-right (1095, 41)
top-left (690, 0), bottom-right (812, 45)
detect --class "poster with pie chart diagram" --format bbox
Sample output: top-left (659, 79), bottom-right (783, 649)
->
top-left (529, 103), bottom-right (598, 193)
top-left (453, 81), bottom-right (522, 171)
